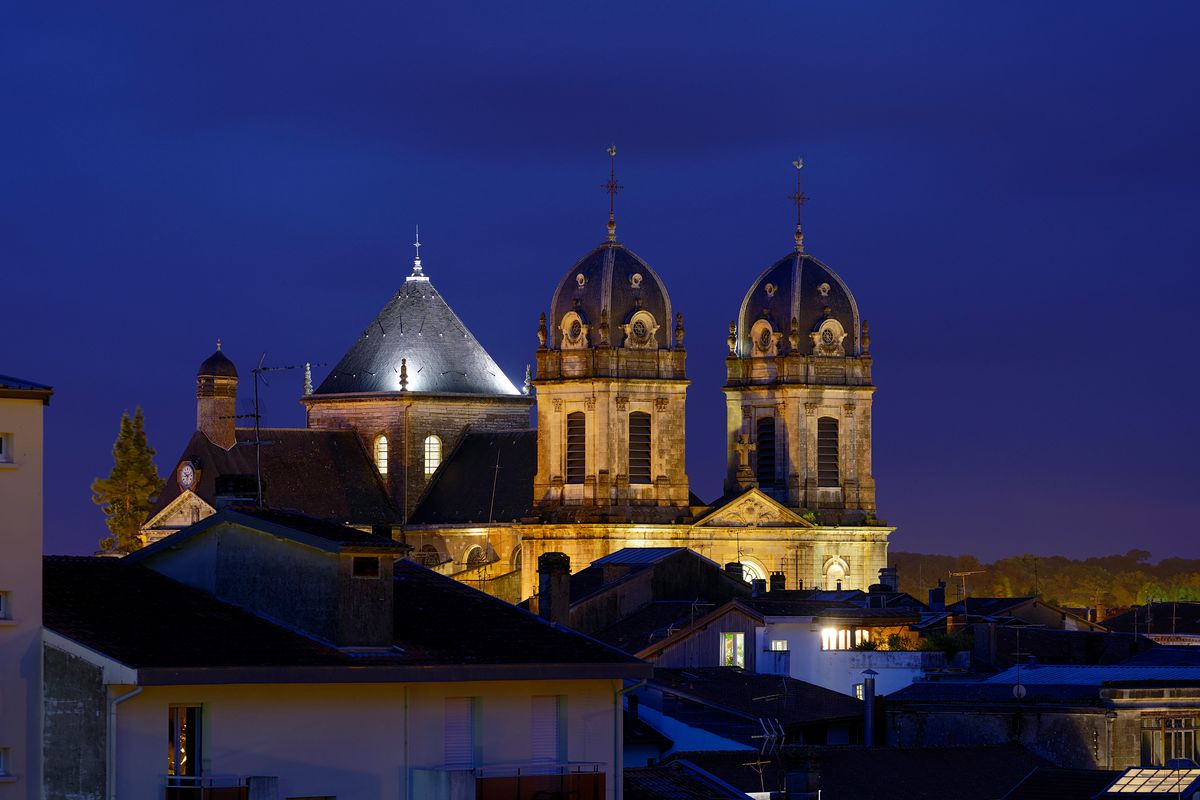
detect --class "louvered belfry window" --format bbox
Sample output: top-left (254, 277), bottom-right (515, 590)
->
top-left (566, 412), bottom-right (586, 484)
top-left (756, 417), bottom-right (776, 488)
top-left (817, 416), bottom-right (840, 487)
top-left (629, 412), bottom-right (652, 484)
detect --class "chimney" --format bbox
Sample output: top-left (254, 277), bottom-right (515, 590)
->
top-left (750, 578), bottom-right (767, 597)
top-left (769, 571), bottom-right (786, 592)
top-left (878, 567), bottom-right (899, 592)
top-left (196, 343), bottom-right (238, 450)
top-left (784, 756), bottom-right (820, 800)
top-left (538, 552), bottom-right (571, 626)
top-left (929, 580), bottom-right (946, 612)
top-left (724, 562), bottom-right (744, 582)
top-left (861, 669), bottom-right (878, 744)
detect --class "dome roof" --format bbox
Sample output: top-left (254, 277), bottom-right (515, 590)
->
top-left (548, 242), bottom-right (675, 350)
top-left (198, 346), bottom-right (238, 379)
top-left (315, 278), bottom-right (520, 396)
top-left (736, 252), bottom-right (861, 357)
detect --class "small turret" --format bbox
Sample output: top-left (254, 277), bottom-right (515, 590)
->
top-left (196, 341), bottom-right (237, 450)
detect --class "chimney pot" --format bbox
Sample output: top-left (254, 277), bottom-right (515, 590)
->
top-left (769, 571), bottom-right (786, 592)
top-left (751, 578), bottom-right (767, 597)
top-left (724, 562), bottom-right (744, 582)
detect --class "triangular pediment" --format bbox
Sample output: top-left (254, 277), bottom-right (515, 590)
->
top-left (142, 489), bottom-right (216, 532)
top-left (693, 488), bottom-right (815, 528)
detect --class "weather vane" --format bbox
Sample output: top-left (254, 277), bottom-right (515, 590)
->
top-left (603, 144), bottom-right (623, 242)
top-left (409, 224), bottom-right (427, 280)
top-left (790, 158), bottom-right (809, 253)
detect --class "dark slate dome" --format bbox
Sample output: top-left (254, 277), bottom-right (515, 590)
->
top-left (198, 346), bottom-right (238, 378)
top-left (315, 276), bottom-right (520, 396)
top-left (736, 252), bottom-right (861, 357)
top-left (548, 242), bottom-right (675, 350)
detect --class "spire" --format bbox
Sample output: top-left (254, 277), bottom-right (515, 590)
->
top-left (790, 158), bottom-right (809, 253)
top-left (602, 145), bottom-right (623, 243)
top-left (407, 225), bottom-right (429, 282)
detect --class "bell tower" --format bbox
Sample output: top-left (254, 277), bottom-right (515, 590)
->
top-left (532, 148), bottom-right (691, 523)
top-left (196, 341), bottom-right (238, 450)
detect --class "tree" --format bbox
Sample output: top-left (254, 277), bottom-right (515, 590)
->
top-left (92, 408), bottom-right (164, 553)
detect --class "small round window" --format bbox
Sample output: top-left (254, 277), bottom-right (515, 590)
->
top-left (569, 320), bottom-right (582, 340)
top-left (632, 320), bottom-right (647, 338)
top-left (821, 329), bottom-right (835, 345)
top-left (758, 328), bottom-right (772, 349)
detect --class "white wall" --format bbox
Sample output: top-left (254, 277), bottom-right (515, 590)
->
top-left (0, 394), bottom-right (45, 800)
top-left (756, 622), bottom-right (936, 696)
top-left (114, 678), bottom-right (620, 800)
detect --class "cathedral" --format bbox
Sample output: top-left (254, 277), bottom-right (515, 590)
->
top-left (143, 162), bottom-right (893, 602)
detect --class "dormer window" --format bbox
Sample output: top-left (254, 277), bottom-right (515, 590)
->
top-left (621, 310), bottom-right (659, 350)
top-left (373, 435), bottom-right (388, 476)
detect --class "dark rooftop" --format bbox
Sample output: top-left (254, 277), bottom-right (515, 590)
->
top-left (197, 347), bottom-right (237, 378)
top-left (625, 761), bottom-right (748, 800)
top-left (1001, 768), bottom-right (1123, 800)
top-left (675, 744), bottom-right (1048, 800)
top-left (408, 430), bottom-right (537, 524)
top-left (591, 600), bottom-right (720, 654)
top-left (650, 667), bottom-right (863, 726)
top-left (149, 428), bottom-right (399, 528)
top-left (0, 374), bottom-right (53, 403)
top-left (1104, 602), bottom-right (1200, 637)
top-left (314, 277), bottom-right (522, 396)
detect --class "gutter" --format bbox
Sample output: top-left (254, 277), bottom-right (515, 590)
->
top-left (107, 686), bottom-right (142, 800)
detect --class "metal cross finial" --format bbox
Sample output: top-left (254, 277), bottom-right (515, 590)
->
top-left (790, 158), bottom-right (809, 253)
top-left (411, 225), bottom-right (424, 277)
top-left (216, 338), bottom-right (222, 351)
top-left (602, 144), bottom-right (623, 243)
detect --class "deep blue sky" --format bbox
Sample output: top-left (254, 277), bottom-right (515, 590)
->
top-left (5, 2), bottom-right (1198, 559)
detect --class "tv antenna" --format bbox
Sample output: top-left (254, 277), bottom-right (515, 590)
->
top-left (950, 570), bottom-right (986, 621)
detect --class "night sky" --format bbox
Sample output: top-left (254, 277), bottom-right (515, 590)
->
top-left (5, 3), bottom-right (1199, 559)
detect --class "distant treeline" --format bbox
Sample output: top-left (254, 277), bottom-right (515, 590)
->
top-left (890, 550), bottom-right (1200, 609)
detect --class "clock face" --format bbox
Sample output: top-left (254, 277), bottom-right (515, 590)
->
top-left (178, 462), bottom-right (196, 490)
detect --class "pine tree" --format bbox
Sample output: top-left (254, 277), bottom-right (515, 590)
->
top-left (92, 407), bottom-right (164, 553)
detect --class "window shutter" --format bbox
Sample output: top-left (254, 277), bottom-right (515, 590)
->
top-left (444, 698), bottom-right (476, 769)
top-left (817, 417), bottom-right (839, 487)
top-left (531, 696), bottom-right (561, 763)
top-left (756, 417), bottom-right (776, 488)
top-left (566, 413), bottom-right (586, 484)
top-left (628, 412), bottom-right (652, 484)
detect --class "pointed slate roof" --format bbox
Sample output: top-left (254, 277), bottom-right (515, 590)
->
top-left (315, 278), bottom-right (520, 396)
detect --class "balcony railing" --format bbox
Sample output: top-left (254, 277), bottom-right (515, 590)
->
top-left (163, 776), bottom-right (248, 800)
top-left (412, 762), bottom-right (606, 800)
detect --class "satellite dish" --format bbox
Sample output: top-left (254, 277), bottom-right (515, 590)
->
top-left (1013, 684), bottom-right (1026, 699)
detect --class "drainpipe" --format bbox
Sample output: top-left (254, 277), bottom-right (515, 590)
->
top-left (614, 680), bottom-right (647, 800)
top-left (107, 686), bottom-right (143, 800)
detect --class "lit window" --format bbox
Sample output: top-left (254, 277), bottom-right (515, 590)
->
top-left (821, 626), bottom-right (866, 651)
top-left (817, 417), bottom-right (839, 487)
top-left (566, 413), bottom-right (586, 484)
top-left (424, 434), bottom-right (442, 476)
top-left (374, 435), bottom-right (388, 476)
top-left (0, 591), bottom-right (10, 620)
top-left (168, 705), bottom-right (203, 779)
top-left (628, 412), bottom-right (651, 484)
top-left (855, 630), bottom-right (870, 647)
top-left (445, 697), bottom-right (479, 769)
top-left (1141, 717), bottom-right (1200, 765)
top-left (721, 632), bottom-right (745, 667)
top-left (531, 695), bottom-right (566, 763)
top-left (853, 683), bottom-right (865, 700)
top-left (770, 640), bottom-right (789, 652)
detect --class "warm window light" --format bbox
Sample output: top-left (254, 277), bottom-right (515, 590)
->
top-left (424, 434), bottom-right (442, 476)
top-left (374, 435), bottom-right (388, 476)
top-left (821, 627), bottom-right (837, 651)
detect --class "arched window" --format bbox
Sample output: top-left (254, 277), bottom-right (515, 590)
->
top-left (825, 560), bottom-right (847, 590)
top-left (423, 434), bottom-right (442, 476)
top-left (817, 417), bottom-right (839, 487)
top-left (415, 544), bottom-right (441, 567)
top-left (374, 435), bottom-right (388, 476)
top-left (756, 417), bottom-right (776, 488)
top-left (566, 412), bottom-right (586, 484)
top-left (629, 412), bottom-right (652, 484)
top-left (464, 545), bottom-right (488, 568)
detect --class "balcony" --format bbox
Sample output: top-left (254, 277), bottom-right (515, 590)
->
top-left (163, 776), bottom-right (249, 800)
top-left (412, 762), bottom-right (606, 800)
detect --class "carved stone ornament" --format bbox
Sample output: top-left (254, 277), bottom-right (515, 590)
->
top-left (584, 397), bottom-right (597, 411)
top-left (630, 272), bottom-right (643, 288)
top-left (552, 398), bottom-right (563, 412)
top-left (728, 321), bottom-right (737, 355)
top-left (559, 311), bottom-right (590, 350)
top-left (537, 312), bottom-right (548, 348)
top-left (788, 317), bottom-right (801, 353)
top-left (751, 319), bottom-right (780, 357)
top-left (742, 404), bottom-right (752, 420)
top-left (615, 396), bottom-right (629, 411)
top-left (810, 318), bottom-right (847, 357)
top-left (621, 310), bottom-right (659, 350)
top-left (599, 307), bottom-right (610, 346)
top-left (843, 402), bottom-right (856, 416)
top-left (576, 273), bottom-right (587, 287)
top-left (674, 312), bottom-right (684, 348)
top-left (805, 402), bottom-right (819, 416)
top-left (655, 397), bottom-right (669, 411)
top-left (765, 282), bottom-right (777, 298)
top-left (818, 282), bottom-right (831, 298)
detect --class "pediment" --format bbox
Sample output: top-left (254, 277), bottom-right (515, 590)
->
top-left (142, 490), bottom-right (215, 532)
top-left (694, 488), bottom-right (814, 528)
